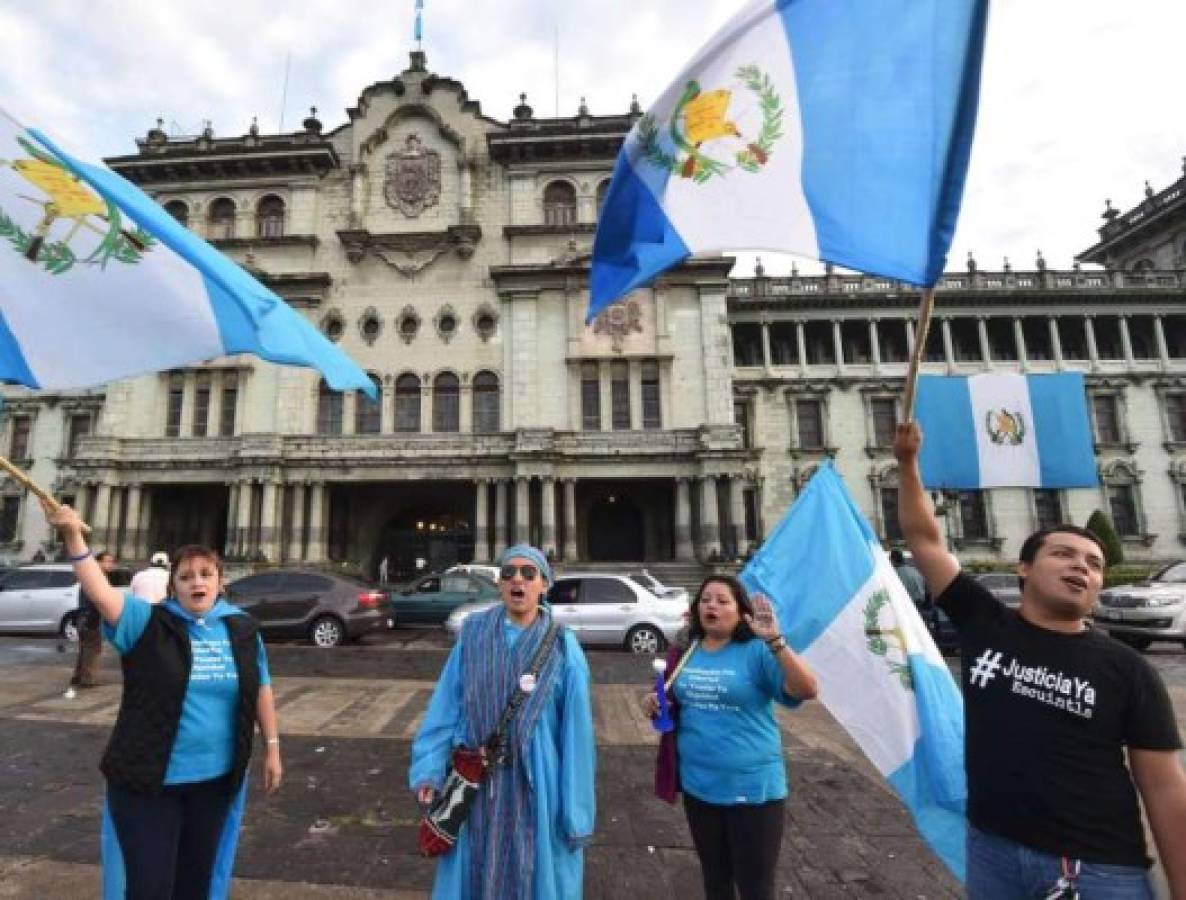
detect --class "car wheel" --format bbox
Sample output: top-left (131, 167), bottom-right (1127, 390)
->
top-left (309, 616), bottom-right (345, 648)
top-left (60, 612), bottom-right (80, 643)
top-left (1116, 634), bottom-right (1152, 652)
top-left (626, 625), bottom-right (665, 655)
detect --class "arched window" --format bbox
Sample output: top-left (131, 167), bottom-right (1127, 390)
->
top-left (432, 372), bottom-right (460, 433)
top-left (256, 195), bottom-right (285, 238)
top-left (164, 200), bottom-right (189, 227)
top-left (355, 374), bottom-right (382, 434)
top-left (1130, 258), bottom-right (1155, 273)
top-left (472, 371), bottom-right (500, 434)
top-left (316, 380), bottom-right (343, 435)
top-left (208, 197), bottom-right (236, 240)
top-left (543, 180), bottom-right (577, 227)
top-left (394, 373), bottom-right (421, 433)
top-left (595, 179), bottom-right (611, 215)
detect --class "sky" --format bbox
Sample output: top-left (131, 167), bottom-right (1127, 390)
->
top-left (2, 0), bottom-right (1184, 277)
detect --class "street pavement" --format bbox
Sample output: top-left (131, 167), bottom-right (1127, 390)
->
top-left (0, 632), bottom-right (1182, 899)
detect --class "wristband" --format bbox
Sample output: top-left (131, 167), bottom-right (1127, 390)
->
top-left (66, 549), bottom-right (92, 563)
top-left (265, 738), bottom-right (280, 745)
top-left (764, 634), bottom-right (784, 646)
top-left (767, 637), bottom-right (788, 654)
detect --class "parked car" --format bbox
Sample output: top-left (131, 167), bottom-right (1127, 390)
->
top-left (446, 572), bottom-right (689, 654)
top-left (0, 564), bottom-right (82, 640)
top-left (1093, 561), bottom-right (1186, 650)
top-left (390, 571), bottom-right (501, 625)
top-left (225, 569), bottom-right (389, 648)
top-left (628, 570), bottom-right (690, 604)
top-left (443, 563), bottom-right (501, 584)
top-left (974, 572), bottom-right (1022, 609)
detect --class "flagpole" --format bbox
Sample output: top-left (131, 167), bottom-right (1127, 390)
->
top-left (0, 454), bottom-right (89, 533)
top-left (901, 287), bottom-right (937, 421)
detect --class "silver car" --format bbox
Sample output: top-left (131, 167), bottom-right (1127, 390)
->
top-left (446, 572), bottom-right (688, 654)
top-left (974, 572), bottom-right (1022, 609)
top-left (0, 564), bottom-right (82, 641)
top-left (1093, 561), bottom-right (1186, 651)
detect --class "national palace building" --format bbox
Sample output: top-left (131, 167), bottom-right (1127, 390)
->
top-left (2, 52), bottom-right (1185, 578)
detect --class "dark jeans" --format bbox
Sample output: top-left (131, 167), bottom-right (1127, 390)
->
top-left (683, 792), bottom-right (786, 900)
top-left (70, 610), bottom-right (101, 687)
top-left (107, 775), bottom-right (235, 900)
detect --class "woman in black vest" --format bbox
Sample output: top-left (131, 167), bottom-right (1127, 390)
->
top-left (44, 501), bottom-right (283, 900)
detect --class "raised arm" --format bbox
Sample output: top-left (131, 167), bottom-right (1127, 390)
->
top-left (40, 500), bottom-right (125, 625)
top-left (891, 422), bottom-right (959, 599)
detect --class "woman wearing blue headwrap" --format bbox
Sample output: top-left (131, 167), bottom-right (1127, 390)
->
top-left (409, 544), bottom-right (596, 899)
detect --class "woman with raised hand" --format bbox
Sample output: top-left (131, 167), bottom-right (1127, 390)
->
top-left (410, 543), bottom-right (595, 899)
top-left (645, 574), bottom-right (818, 900)
top-left (43, 500), bottom-right (282, 900)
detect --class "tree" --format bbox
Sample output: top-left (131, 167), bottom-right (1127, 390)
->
top-left (1085, 509), bottom-right (1125, 566)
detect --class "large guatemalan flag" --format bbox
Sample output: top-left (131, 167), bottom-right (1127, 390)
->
top-left (741, 464), bottom-right (967, 879)
top-left (915, 373), bottom-right (1099, 489)
top-left (0, 108), bottom-right (375, 396)
top-left (588, 0), bottom-right (989, 320)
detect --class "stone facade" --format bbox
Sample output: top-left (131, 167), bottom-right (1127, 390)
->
top-left (3, 54), bottom-right (1185, 574)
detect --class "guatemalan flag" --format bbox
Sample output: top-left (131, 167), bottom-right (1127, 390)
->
top-left (915, 373), bottom-right (1099, 489)
top-left (588, 0), bottom-right (989, 320)
top-left (0, 108), bottom-right (375, 396)
top-left (741, 464), bottom-right (967, 879)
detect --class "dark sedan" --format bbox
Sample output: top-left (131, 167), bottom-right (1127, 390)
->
top-left (389, 571), bottom-right (501, 625)
top-left (226, 569), bottom-right (390, 647)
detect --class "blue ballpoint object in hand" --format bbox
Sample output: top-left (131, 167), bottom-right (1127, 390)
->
top-left (651, 658), bottom-right (674, 733)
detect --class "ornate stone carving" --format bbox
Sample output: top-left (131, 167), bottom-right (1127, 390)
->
top-left (384, 134), bottom-right (441, 218)
top-left (358, 307), bottom-right (383, 346)
top-left (396, 306), bottom-right (421, 344)
top-left (592, 297), bottom-right (643, 352)
top-left (434, 305), bottom-right (459, 344)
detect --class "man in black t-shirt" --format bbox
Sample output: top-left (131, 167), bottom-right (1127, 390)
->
top-left (893, 421), bottom-right (1186, 899)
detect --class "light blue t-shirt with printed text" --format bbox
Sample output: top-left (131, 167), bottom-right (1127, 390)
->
top-left (104, 594), bottom-right (271, 785)
top-left (673, 638), bottom-right (800, 805)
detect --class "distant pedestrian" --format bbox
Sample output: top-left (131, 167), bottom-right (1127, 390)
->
top-left (894, 421), bottom-right (1186, 899)
top-left (889, 548), bottom-right (928, 609)
top-left (43, 501), bottom-right (283, 900)
top-left (644, 575), bottom-right (818, 900)
top-left (410, 543), bottom-right (595, 899)
top-left (130, 550), bottom-right (170, 604)
top-left (378, 555), bottom-right (390, 585)
top-left (68, 549), bottom-right (117, 690)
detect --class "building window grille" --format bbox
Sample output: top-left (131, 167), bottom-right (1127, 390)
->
top-left (1092, 395), bottom-right (1121, 444)
top-left (870, 398), bottom-right (896, 447)
top-left (432, 373), bottom-right (460, 433)
top-left (165, 373), bottom-right (184, 438)
top-left (732, 325), bottom-right (763, 367)
top-left (581, 362), bottom-right (600, 431)
top-left (473, 371), bottom-right (500, 434)
top-left (734, 400), bottom-right (752, 449)
top-left (610, 361), bottom-right (630, 430)
top-left (192, 374), bottom-right (211, 438)
top-left (256, 195), bottom-right (285, 238)
top-left (796, 399), bottom-right (824, 449)
top-left (395, 374), bottom-right (421, 432)
top-left (957, 491), bottom-right (989, 540)
top-left (542, 181), bottom-right (577, 227)
top-left (355, 375), bottom-right (382, 434)
top-left (880, 487), bottom-right (903, 541)
top-left (317, 380), bottom-right (343, 435)
top-left (1108, 483), bottom-right (1139, 537)
top-left (164, 200), bottom-right (189, 227)
top-left (207, 197), bottom-right (236, 240)
top-left (67, 414), bottom-right (91, 458)
top-left (219, 373), bottom-right (238, 436)
top-left (0, 496), bottom-right (19, 543)
top-left (1033, 489), bottom-right (1063, 530)
top-left (641, 361), bottom-right (661, 430)
top-left (8, 415), bottom-right (30, 461)
top-left (1167, 394), bottom-right (1186, 442)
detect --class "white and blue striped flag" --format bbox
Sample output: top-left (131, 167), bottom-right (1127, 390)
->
top-left (0, 108), bottom-right (375, 396)
top-left (741, 464), bottom-right (967, 879)
top-left (915, 373), bottom-right (1099, 489)
top-left (588, 0), bottom-right (988, 320)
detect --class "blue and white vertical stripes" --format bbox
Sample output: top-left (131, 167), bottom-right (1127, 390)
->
top-left (915, 373), bottom-right (1099, 489)
top-left (588, 0), bottom-right (988, 321)
top-left (740, 464), bottom-right (967, 879)
top-left (0, 108), bottom-right (375, 396)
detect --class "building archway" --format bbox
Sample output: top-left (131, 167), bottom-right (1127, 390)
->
top-left (585, 494), bottom-right (645, 561)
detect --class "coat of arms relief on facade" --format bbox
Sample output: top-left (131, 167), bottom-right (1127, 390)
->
top-left (592, 297), bottom-right (644, 352)
top-left (384, 134), bottom-right (441, 217)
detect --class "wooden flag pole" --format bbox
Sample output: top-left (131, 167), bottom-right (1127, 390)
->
top-left (0, 454), bottom-right (91, 535)
top-left (902, 287), bottom-right (937, 421)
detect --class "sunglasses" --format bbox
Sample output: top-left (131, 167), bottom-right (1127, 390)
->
top-left (499, 564), bottom-right (540, 581)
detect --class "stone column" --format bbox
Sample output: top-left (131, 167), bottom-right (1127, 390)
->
top-left (977, 317), bottom-right (992, 368)
top-left (941, 319), bottom-right (955, 371)
top-left (1119, 315), bottom-right (1135, 364)
top-left (1013, 318), bottom-right (1028, 370)
top-left (224, 483), bottom-right (239, 558)
top-left (796, 322), bottom-right (808, 376)
top-left (831, 320), bottom-right (845, 369)
top-left (1048, 317), bottom-right (1065, 370)
top-left (306, 482), bottom-right (327, 564)
top-left (122, 485), bottom-right (142, 561)
top-left (206, 371), bottom-right (222, 438)
top-left (1154, 316), bottom-right (1170, 366)
top-left (700, 476), bottom-right (721, 559)
top-left (107, 489), bottom-right (125, 558)
top-left (379, 380), bottom-right (394, 433)
top-left (729, 476), bottom-right (747, 558)
top-left (260, 480), bottom-right (280, 562)
top-left (179, 373), bottom-right (196, 439)
top-left (473, 480), bottom-right (489, 562)
top-left (1085, 316), bottom-right (1100, 367)
top-left (562, 479), bottom-right (578, 562)
top-left (342, 393), bottom-right (357, 435)
top-left (905, 319), bottom-right (916, 356)
top-left (493, 479), bottom-right (508, 558)
top-left (760, 323), bottom-right (773, 369)
top-left (236, 480), bottom-right (254, 558)
top-left (92, 483), bottom-right (112, 550)
top-left (540, 477), bottom-right (557, 558)
top-left (868, 321), bottom-right (881, 370)
top-left (137, 488), bottom-right (153, 559)
top-left (674, 477), bottom-right (694, 561)
top-left (628, 360), bottom-right (643, 429)
top-left (287, 483), bottom-right (306, 562)
top-left (515, 477), bottom-right (530, 545)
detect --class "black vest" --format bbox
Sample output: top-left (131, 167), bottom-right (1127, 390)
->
top-left (101, 606), bottom-right (261, 794)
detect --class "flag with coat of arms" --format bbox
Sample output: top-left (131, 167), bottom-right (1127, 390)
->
top-left (741, 463), bottom-right (968, 880)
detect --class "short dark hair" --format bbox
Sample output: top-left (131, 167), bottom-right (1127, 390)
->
top-left (168, 545), bottom-right (224, 595)
top-left (889, 549), bottom-right (905, 566)
top-left (687, 574), bottom-right (756, 643)
top-left (1018, 525), bottom-right (1106, 566)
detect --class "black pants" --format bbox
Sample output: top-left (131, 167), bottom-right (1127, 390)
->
top-left (682, 792), bottom-right (786, 900)
top-left (107, 775), bottom-right (236, 900)
top-left (70, 610), bottom-right (102, 687)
